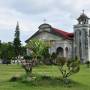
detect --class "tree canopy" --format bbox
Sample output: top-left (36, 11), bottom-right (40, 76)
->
top-left (13, 22), bottom-right (21, 58)
top-left (26, 39), bottom-right (49, 59)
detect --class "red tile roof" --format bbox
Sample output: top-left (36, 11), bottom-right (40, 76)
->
top-left (52, 28), bottom-right (74, 39)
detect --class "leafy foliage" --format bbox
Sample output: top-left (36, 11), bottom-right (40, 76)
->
top-left (24, 55), bottom-right (33, 60)
top-left (27, 39), bottom-right (49, 63)
top-left (21, 55), bottom-right (35, 76)
top-left (57, 57), bottom-right (80, 84)
top-left (0, 42), bottom-right (15, 63)
top-left (13, 22), bottom-right (21, 58)
top-left (50, 52), bottom-right (57, 64)
top-left (22, 39), bottom-right (50, 76)
top-left (85, 61), bottom-right (90, 68)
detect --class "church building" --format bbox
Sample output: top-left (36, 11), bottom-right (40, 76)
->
top-left (26, 12), bottom-right (90, 63)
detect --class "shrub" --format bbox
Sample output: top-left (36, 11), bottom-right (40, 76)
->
top-left (56, 57), bottom-right (80, 85)
top-left (24, 55), bottom-right (33, 60)
top-left (56, 57), bottom-right (66, 65)
top-left (51, 52), bottom-right (57, 64)
top-left (21, 55), bottom-right (34, 76)
top-left (43, 53), bottom-right (52, 65)
top-left (85, 61), bottom-right (90, 68)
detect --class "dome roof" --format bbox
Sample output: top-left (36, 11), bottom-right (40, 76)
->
top-left (77, 13), bottom-right (89, 20)
top-left (39, 23), bottom-right (51, 29)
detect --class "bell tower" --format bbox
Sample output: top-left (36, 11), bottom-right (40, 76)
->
top-left (77, 10), bottom-right (89, 24)
top-left (74, 11), bottom-right (90, 63)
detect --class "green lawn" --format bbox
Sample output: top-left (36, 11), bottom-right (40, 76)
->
top-left (0, 64), bottom-right (90, 90)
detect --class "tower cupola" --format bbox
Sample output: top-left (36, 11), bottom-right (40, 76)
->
top-left (77, 10), bottom-right (90, 24)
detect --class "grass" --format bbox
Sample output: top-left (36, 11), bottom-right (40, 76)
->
top-left (0, 64), bottom-right (90, 90)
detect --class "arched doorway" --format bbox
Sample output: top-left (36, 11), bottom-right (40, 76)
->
top-left (56, 47), bottom-right (63, 57)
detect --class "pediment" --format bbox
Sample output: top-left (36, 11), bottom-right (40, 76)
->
top-left (32, 31), bottom-right (64, 40)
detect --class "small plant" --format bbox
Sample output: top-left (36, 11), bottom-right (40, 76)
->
top-left (56, 57), bottom-right (80, 85)
top-left (21, 55), bottom-right (34, 76)
top-left (24, 55), bottom-right (33, 60)
top-left (51, 52), bottom-right (57, 64)
top-left (86, 61), bottom-right (90, 68)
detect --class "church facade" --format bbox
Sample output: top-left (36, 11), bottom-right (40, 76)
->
top-left (26, 12), bottom-right (90, 63)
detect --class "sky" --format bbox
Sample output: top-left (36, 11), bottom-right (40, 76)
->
top-left (0, 0), bottom-right (90, 45)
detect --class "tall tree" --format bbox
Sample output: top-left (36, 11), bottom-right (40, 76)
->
top-left (13, 22), bottom-right (21, 59)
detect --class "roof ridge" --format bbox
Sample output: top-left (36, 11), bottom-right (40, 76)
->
top-left (52, 27), bottom-right (73, 39)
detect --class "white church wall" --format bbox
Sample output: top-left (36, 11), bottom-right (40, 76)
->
top-left (88, 36), bottom-right (90, 61)
top-left (35, 32), bottom-right (63, 40)
top-left (26, 23), bottom-right (73, 59)
top-left (74, 23), bottom-right (90, 62)
top-left (51, 40), bottom-right (73, 58)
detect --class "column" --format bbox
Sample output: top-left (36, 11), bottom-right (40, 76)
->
top-left (63, 47), bottom-right (66, 57)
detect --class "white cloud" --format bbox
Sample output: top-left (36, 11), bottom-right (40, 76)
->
top-left (0, 0), bottom-right (90, 44)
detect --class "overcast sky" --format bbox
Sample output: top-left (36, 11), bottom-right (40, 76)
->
top-left (0, 0), bottom-right (90, 45)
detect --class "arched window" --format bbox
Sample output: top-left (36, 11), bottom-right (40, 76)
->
top-left (89, 30), bottom-right (90, 37)
top-left (65, 47), bottom-right (68, 57)
top-left (83, 29), bottom-right (88, 49)
top-left (79, 30), bottom-right (81, 36)
top-left (75, 30), bottom-right (81, 43)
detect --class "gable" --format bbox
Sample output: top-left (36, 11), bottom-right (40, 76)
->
top-left (25, 23), bottom-right (74, 43)
top-left (31, 31), bottom-right (64, 41)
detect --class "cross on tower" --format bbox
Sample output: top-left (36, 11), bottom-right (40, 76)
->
top-left (82, 9), bottom-right (85, 14)
top-left (43, 19), bottom-right (47, 23)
